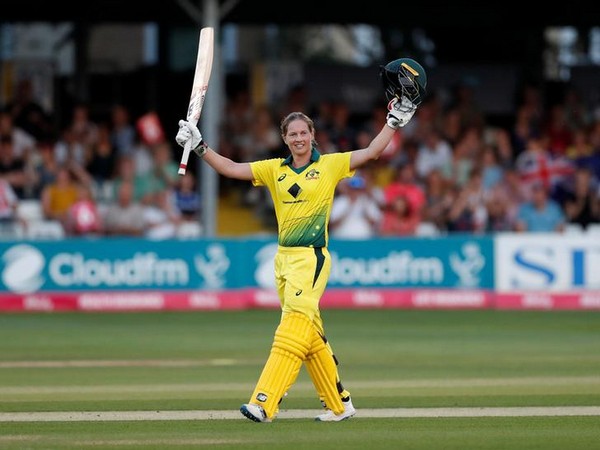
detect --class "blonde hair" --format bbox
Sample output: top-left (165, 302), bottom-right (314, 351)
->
top-left (280, 112), bottom-right (317, 148)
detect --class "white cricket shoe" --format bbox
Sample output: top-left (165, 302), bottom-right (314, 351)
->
top-left (315, 397), bottom-right (356, 422)
top-left (240, 403), bottom-right (271, 423)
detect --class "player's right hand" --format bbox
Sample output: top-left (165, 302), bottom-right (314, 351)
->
top-left (176, 120), bottom-right (207, 156)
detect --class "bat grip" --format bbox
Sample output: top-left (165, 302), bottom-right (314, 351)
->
top-left (178, 140), bottom-right (192, 175)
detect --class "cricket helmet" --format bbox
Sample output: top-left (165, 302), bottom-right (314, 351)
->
top-left (380, 57), bottom-right (427, 106)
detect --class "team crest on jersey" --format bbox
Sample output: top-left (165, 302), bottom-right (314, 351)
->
top-left (305, 169), bottom-right (320, 180)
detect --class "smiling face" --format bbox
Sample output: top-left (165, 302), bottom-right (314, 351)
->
top-left (280, 112), bottom-right (315, 167)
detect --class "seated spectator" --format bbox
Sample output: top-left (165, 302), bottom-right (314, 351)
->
top-left (421, 169), bottom-right (454, 233)
top-left (514, 182), bottom-right (566, 232)
top-left (0, 110), bottom-right (37, 161)
top-left (484, 195), bottom-right (515, 232)
top-left (414, 125), bottom-right (453, 180)
top-left (40, 164), bottom-right (85, 227)
top-left (379, 193), bottom-right (420, 236)
top-left (65, 183), bottom-right (103, 237)
top-left (0, 175), bottom-right (19, 234)
top-left (107, 155), bottom-right (153, 205)
top-left (0, 134), bottom-right (31, 199)
top-left (85, 122), bottom-right (117, 190)
top-left (102, 180), bottom-right (147, 236)
top-left (174, 172), bottom-right (201, 221)
top-left (330, 175), bottom-right (382, 239)
top-left (446, 168), bottom-right (488, 233)
top-left (383, 161), bottom-right (426, 223)
top-left (144, 189), bottom-right (181, 240)
top-left (562, 167), bottom-right (600, 230)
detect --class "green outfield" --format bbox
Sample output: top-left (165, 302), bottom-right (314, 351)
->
top-left (0, 309), bottom-right (599, 449)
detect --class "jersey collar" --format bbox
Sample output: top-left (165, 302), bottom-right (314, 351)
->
top-left (281, 147), bottom-right (321, 167)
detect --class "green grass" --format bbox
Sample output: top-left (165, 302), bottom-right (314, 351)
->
top-left (1, 309), bottom-right (599, 449)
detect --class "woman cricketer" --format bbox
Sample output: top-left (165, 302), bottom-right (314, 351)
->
top-left (175, 58), bottom-right (426, 422)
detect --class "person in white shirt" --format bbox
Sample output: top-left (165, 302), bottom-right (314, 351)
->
top-left (329, 175), bottom-right (383, 239)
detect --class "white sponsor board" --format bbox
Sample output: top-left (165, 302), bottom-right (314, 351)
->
top-left (495, 233), bottom-right (600, 291)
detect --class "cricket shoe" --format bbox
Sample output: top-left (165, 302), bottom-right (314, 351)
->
top-left (240, 403), bottom-right (271, 423)
top-left (315, 397), bottom-right (356, 422)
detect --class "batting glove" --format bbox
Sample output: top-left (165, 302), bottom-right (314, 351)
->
top-left (386, 96), bottom-right (417, 130)
top-left (176, 119), bottom-right (208, 157)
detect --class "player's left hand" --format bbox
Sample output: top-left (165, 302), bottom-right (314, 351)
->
top-left (176, 120), bottom-right (207, 156)
top-left (386, 96), bottom-right (417, 129)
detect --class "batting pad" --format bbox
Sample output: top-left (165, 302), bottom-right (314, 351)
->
top-left (305, 332), bottom-right (344, 415)
top-left (248, 312), bottom-right (313, 418)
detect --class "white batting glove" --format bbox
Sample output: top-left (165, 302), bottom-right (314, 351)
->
top-left (386, 96), bottom-right (417, 130)
top-left (176, 120), bottom-right (208, 157)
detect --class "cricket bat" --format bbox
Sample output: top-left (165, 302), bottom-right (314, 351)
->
top-left (178, 26), bottom-right (214, 175)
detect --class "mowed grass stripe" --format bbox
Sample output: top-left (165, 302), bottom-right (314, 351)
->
top-left (1, 406), bottom-right (600, 422)
top-left (0, 359), bottom-right (247, 368)
top-left (2, 376), bottom-right (599, 395)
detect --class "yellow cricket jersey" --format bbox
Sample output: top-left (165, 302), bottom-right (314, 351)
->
top-left (250, 148), bottom-right (355, 248)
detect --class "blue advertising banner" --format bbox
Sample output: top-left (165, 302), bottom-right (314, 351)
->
top-left (244, 236), bottom-right (494, 290)
top-left (0, 235), bottom-right (494, 295)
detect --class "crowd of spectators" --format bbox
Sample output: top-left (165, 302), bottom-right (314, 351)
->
top-left (0, 79), bottom-right (202, 240)
top-left (1, 77), bottom-right (600, 240)
top-left (221, 81), bottom-right (600, 237)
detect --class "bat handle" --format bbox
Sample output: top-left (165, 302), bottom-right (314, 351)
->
top-left (178, 140), bottom-right (192, 175)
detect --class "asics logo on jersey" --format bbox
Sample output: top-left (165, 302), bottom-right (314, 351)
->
top-left (278, 174), bottom-right (287, 182)
top-left (295, 290), bottom-right (303, 296)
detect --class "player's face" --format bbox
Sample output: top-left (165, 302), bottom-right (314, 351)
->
top-left (284, 119), bottom-right (313, 158)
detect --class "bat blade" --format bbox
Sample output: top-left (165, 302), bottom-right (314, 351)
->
top-left (178, 26), bottom-right (214, 175)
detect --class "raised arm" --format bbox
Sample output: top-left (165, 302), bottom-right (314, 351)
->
top-left (350, 97), bottom-right (416, 170)
top-left (202, 146), bottom-right (253, 180)
top-left (175, 120), bottom-right (253, 180)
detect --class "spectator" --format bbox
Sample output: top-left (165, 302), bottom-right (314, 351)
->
top-left (442, 125), bottom-right (482, 187)
top-left (108, 155), bottom-right (153, 205)
top-left (0, 175), bottom-right (20, 235)
top-left (65, 183), bottom-right (103, 237)
top-left (422, 169), bottom-right (454, 233)
top-left (85, 122), bottom-right (117, 189)
top-left (144, 189), bottom-right (181, 240)
top-left (30, 141), bottom-right (59, 197)
top-left (326, 101), bottom-right (356, 151)
top-left (53, 126), bottom-right (86, 167)
top-left (479, 143), bottom-right (504, 191)
top-left (488, 167), bottom-right (529, 227)
top-left (0, 134), bottom-right (32, 198)
top-left (237, 104), bottom-right (282, 161)
top-left (543, 103), bottom-right (573, 156)
top-left (67, 102), bottom-right (99, 152)
top-left (0, 110), bottom-right (37, 161)
top-left (109, 104), bottom-right (136, 157)
top-left (40, 164), bottom-right (81, 227)
top-left (4, 79), bottom-right (54, 142)
top-left (484, 195), bottom-right (515, 232)
top-left (102, 180), bottom-right (147, 236)
top-left (383, 161), bottom-right (426, 223)
top-left (174, 172), bottom-right (201, 221)
top-left (446, 168), bottom-right (488, 233)
top-left (514, 182), bottom-right (566, 232)
top-left (562, 167), bottom-right (600, 230)
top-left (414, 125), bottom-right (453, 180)
top-left (329, 175), bottom-right (382, 239)
top-left (379, 193), bottom-right (420, 236)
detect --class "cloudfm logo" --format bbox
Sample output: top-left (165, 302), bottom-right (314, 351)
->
top-left (2, 244), bottom-right (45, 293)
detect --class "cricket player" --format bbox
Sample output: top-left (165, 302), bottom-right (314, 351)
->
top-left (176, 58), bottom-right (426, 422)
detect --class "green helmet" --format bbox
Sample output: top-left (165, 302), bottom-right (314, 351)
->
top-left (380, 57), bottom-right (427, 106)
